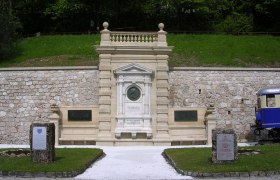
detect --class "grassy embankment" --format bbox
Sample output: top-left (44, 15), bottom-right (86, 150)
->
top-left (0, 148), bottom-right (102, 173)
top-left (0, 34), bottom-right (280, 67)
top-left (164, 144), bottom-right (280, 173)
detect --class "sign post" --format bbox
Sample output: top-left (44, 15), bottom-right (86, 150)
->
top-left (212, 129), bottom-right (238, 164)
top-left (30, 123), bottom-right (55, 163)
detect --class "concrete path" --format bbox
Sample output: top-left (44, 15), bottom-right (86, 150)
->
top-left (75, 146), bottom-right (192, 180)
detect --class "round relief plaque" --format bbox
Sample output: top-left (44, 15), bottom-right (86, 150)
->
top-left (127, 86), bottom-right (141, 101)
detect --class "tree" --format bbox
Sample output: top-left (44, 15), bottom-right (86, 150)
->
top-left (0, 0), bottom-right (21, 61)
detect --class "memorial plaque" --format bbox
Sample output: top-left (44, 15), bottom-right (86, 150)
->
top-left (174, 110), bottom-right (197, 122)
top-left (30, 123), bottom-right (55, 164)
top-left (68, 110), bottom-right (92, 121)
top-left (32, 127), bottom-right (47, 150)
top-left (212, 129), bottom-right (237, 164)
top-left (217, 134), bottom-right (234, 160)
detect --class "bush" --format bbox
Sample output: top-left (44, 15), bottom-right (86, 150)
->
top-left (0, 2), bottom-right (21, 61)
top-left (215, 13), bottom-right (253, 34)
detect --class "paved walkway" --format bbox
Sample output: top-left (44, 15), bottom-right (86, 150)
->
top-left (75, 146), bottom-right (192, 180)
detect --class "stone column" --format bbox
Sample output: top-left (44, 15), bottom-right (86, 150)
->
top-left (157, 23), bottom-right (167, 46)
top-left (205, 105), bottom-right (217, 146)
top-left (100, 22), bottom-right (111, 46)
top-left (155, 54), bottom-right (170, 144)
top-left (97, 23), bottom-right (113, 145)
top-left (97, 43), bottom-right (113, 145)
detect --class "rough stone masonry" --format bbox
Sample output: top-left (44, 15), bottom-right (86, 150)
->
top-left (169, 67), bottom-right (280, 141)
top-left (1, 66), bottom-right (280, 144)
top-left (0, 67), bottom-right (99, 144)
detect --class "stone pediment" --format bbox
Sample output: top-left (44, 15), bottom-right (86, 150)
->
top-left (114, 63), bottom-right (153, 75)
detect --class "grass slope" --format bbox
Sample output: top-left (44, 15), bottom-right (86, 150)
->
top-left (1, 34), bottom-right (280, 67)
top-left (164, 145), bottom-right (280, 173)
top-left (1, 35), bottom-right (100, 67)
top-left (0, 148), bottom-right (103, 173)
top-left (169, 34), bottom-right (280, 67)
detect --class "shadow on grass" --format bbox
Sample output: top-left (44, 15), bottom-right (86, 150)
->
top-left (55, 157), bottom-right (64, 161)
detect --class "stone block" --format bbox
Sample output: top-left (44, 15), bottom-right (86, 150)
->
top-left (99, 65), bottom-right (111, 71)
top-left (156, 83), bottom-right (169, 88)
top-left (99, 82), bottom-right (111, 87)
top-left (98, 99), bottom-right (111, 105)
top-left (30, 123), bottom-right (55, 164)
top-left (212, 128), bottom-right (238, 164)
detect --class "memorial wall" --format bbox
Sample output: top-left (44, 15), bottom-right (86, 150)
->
top-left (1, 67), bottom-right (280, 144)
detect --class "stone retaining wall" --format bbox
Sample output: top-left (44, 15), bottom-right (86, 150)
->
top-left (169, 67), bottom-right (280, 142)
top-left (1, 66), bottom-right (280, 144)
top-left (0, 67), bottom-right (99, 144)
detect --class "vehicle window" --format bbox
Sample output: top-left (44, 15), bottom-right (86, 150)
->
top-left (257, 98), bottom-right (261, 108)
top-left (266, 95), bottom-right (275, 107)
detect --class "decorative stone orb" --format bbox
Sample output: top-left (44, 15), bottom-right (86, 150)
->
top-left (183, 99), bottom-right (188, 106)
top-left (103, 22), bottom-right (109, 29)
top-left (158, 23), bottom-right (164, 31)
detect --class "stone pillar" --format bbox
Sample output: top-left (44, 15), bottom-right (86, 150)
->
top-left (100, 22), bottom-right (111, 46)
top-left (97, 41), bottom-right (113, 145)
top-left (155, 54), bottom-right (170, 144)
top-left (205, 105), bottom-right (217, 146)
top-left (30, 123), bottom-right (55, 163)
top-left (157, 23), bottom-right (167, 46)
top-left (49, 105), bottom-right (60, 145)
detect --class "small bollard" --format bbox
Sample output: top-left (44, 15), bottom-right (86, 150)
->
top-left (30, 123), bottom-right (55, 163)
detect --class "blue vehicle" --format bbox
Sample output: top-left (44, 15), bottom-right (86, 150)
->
top-left (255, 86), bottom-right (280, 138)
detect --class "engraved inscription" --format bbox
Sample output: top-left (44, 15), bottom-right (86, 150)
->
top-left (125, 103), bottom-right (142, 114)
top-left (217, 134), bottom-right (234, 161)
top-left (125, 119), bottom-right (142, 126)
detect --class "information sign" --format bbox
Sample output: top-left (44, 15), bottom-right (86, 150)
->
top-left (32, 127), bottom-right (47, 150)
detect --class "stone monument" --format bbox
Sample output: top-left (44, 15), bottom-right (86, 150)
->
top-left (212, 128), bottom-right (238, 164)
top-left (30, 123), bottom-right (55, 163)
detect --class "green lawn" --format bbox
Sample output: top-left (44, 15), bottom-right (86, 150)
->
top-left (164, 144), bottom-right (280, 173)
top-left (1, 34), bottom-right (280, 67)
top-left (0, 35), bottom-right (100, 67)
top-left (169, 34), bottom-right (280, 67)
top-left (0, 148), bottom-right (103, 173)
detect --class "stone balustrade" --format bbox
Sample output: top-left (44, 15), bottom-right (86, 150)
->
top-left (100, 22), bottom-right (167, 46)
top-left (110, 32), bottom-right (157, 43)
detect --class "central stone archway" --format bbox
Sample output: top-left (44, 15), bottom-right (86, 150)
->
top-left (95, 22), bottom-right (173, 146)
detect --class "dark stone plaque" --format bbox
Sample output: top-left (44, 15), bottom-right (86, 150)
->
top-left (68, 110), bottom-right (92, 121)
top-left (174, 110), bottom-right (197, 122)
top-left (30, 123), bottom-right (55, 164)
